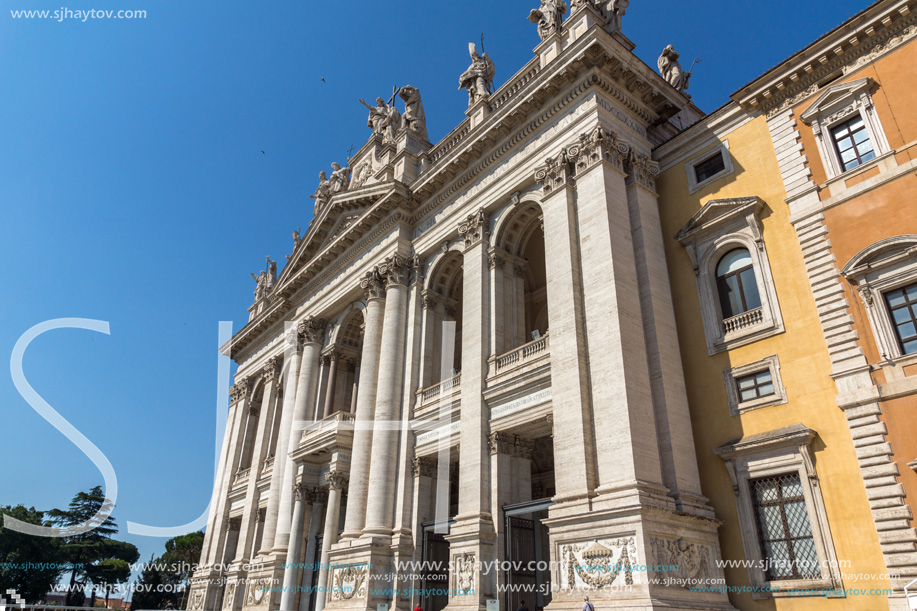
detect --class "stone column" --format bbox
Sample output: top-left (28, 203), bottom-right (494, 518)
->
top-left (315, 472), bottom-right (347, 611)
top-left (234, 358), bottom-right (281, 564)
top-left (280, 484), bottom-right (315, 611)
top-left (624, 150), bottom-right (707, 514)
top-left (488, 249), bottom-right (507, 356)
top-left (534, 154), bottom-right (597, 503)
top-left (203, 378), bottom-right (251, 567)
top-left (364, 254), bottom-right (412, 535)
top-left (322, 352), bottom-right (339, 418)
top-left (261, 326), bottom-right (305, 555)
top-left (349, 362), bottom-right (360, 414)
top-left (341, 270), bottom-right (387, 538)
top-left (446, 209), bottom-right (496, 611)
top-left (273, 318), bottom-right (327, 553)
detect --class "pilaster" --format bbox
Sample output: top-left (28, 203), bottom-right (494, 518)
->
top-left (443, 208), bottom-right (496, 611)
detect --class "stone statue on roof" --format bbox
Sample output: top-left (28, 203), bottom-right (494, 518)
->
top-left (658, 45), bottom-right (691, 93)
top-left (459, 42), bottom-right (495, 107)
top-left (360, 96), bottom-right (402, 143)
top-left (528, 0), bottom-right (567, 41)
top-left (399, 85), bottom-right (428, 141)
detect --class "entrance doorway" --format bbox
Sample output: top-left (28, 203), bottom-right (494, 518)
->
top-left (420, 523), bottom-right (451, 611)
top-left (503, 499), bottom-right (553, 611)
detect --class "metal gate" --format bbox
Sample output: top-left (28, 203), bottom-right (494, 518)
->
top-left (421, 530), bottom-right (450, 611)
top-left (308, 535), bottom-right (322, 611)
top-left (506, 517), bottom-right (537, 611)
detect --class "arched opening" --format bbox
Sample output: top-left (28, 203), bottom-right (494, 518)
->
top-left (316, 309), bottom-right (364, 419)
top-left (422, 251), bottom-right (464, 388)
top-left (496, 201), bottom-right (548, 354)
top-left (237, 381), bottom-right (264, 472)
top-left (716, 248), bottom-right (761, 320)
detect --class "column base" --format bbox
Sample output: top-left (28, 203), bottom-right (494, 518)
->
top-left (237, 557), bottom-right (285, 611)
top-left (321, 535), bottom-right (410, 611)
top-left (542, 489), bottom-right (734, 611)
top-left (441, 515), bottom-right (497, 611)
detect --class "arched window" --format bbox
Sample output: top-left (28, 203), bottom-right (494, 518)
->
top-left (716, 248), bottom-right (762, 318)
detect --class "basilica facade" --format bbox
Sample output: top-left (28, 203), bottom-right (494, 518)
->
top-left (188, 1), bottom-right (917, 610)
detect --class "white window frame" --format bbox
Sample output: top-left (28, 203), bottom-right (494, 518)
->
top-left (800, 77), bottom-right (891, 180)
top-left (841, 235), bottom-right (917, 364)
top-left (684, 140), bottom-right (734, 194)
top-left (714, 424), bottom-right (844, 598)
top-left (675, 196), bottom-right (785, 355)
top-left (723, 355), bottom-right (787, 416)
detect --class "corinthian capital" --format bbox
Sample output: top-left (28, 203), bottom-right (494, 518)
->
top-left (229, 377), bottom-right (252, 404)
top-left (380, 254), bottom-right (413, 287)
top-left (534, 152), bottom-right (574, 196)
top-left (361, 267), bottom-right (387, 301)
top-left (458, 208), bottom-right (489, 248)
top-left (298, 317), bottom-right (327, 346)
top-left (263, 355), bottom-right (283, 381)
top-left (326, 470), bottom-right (348, 490)
top-left (628, 151), bottom-right (660, 191)
top-left (568, 125), bottom-right (630, 174)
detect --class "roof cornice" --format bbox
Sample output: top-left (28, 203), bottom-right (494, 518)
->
top-left (732, 0), bottom-right (916, 117)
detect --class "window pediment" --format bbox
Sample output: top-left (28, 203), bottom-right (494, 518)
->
top-left (841, 235), bottom-right (917, 279)
top-left (800, 78), bottom-right (876, 125)
top-left (674, 196), bottom-right (763, 244)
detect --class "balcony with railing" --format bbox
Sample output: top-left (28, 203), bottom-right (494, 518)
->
top-left (722, 307), bottom-right (764, 336)
top-left (297, 410), bottom-right (356, 457)
top-left (232, 467), bottom-right (250, 488)
top-left (487, 332), bottom-right (550, 383)
top-left (414, 373), bottom-right (461, 418)
top-left (261, 456), bottom-right (274, 477)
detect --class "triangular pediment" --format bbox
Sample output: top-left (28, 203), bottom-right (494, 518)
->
top-left (277, 181), bottom-right (396, 284)
top-left (800, 78), bottom-right (874, 123)
top-left (675, 196), bottom-right (762, 243)
top-left (842, 235), bottom-right (917, 278)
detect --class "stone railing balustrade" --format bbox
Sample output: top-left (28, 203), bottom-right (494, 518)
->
top-left (233, 468), bottom-right (251, 485)
top-left (722, 307), bottom-right (764, 335)
top-left (494, 332), bottom-right (550, 373)
top-left (418, 373), bottom-right (462, 405)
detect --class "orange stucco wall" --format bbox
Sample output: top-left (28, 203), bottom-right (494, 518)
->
top-left (794, 38), bottom-right (917, 192)
top-left (789, 37), bottom-right (917, 538)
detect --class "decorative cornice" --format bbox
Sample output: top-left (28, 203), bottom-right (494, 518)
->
top-left (733, 5), bottom-right (917, 118)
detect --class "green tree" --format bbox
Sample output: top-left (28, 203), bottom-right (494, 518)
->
top-left (0, 505), bottom-right (63, 603)
top-left (160, 532), bottom-right (204, 608)
top-left (130, 555), bottom-right (170, 611)
top-left (49, 487), bottom-right (139, 607)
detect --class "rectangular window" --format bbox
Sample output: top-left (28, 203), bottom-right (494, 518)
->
top-left (694, 151), bottom-right (726, 183)
top-left (886, 282), bottom-right (917, 355)
top-left (736, 370), bottom-right (775, 402)
top-left (751, 473), bottom-right (821, 581)
top-left (831, 116), bottom-right (876, 172)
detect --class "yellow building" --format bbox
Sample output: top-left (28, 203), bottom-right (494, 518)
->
top-left (653, 1), bottom-right (917, 608)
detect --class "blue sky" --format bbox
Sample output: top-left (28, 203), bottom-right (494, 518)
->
top-left (0, 0), bottom-right (872, 593)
